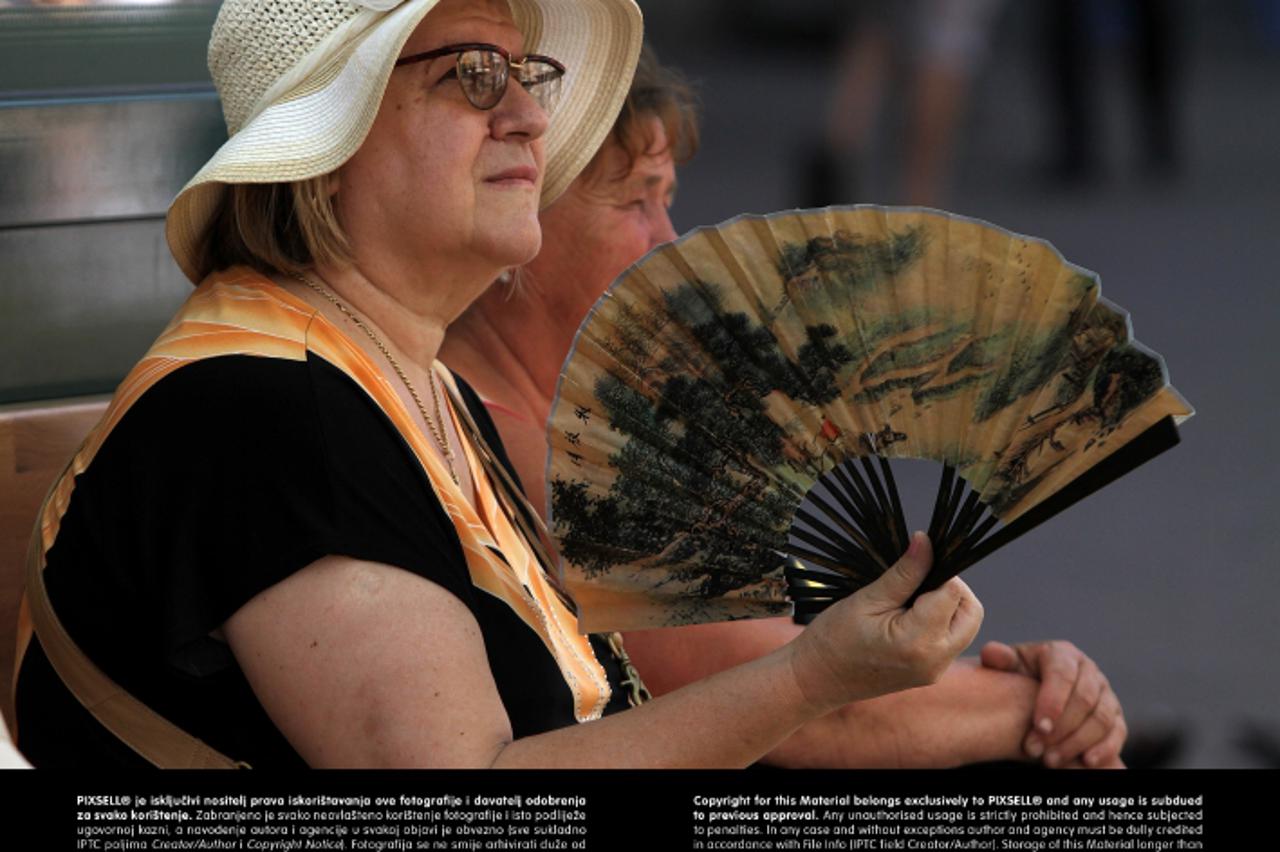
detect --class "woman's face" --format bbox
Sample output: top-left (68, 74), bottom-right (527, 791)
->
top-left (335, 0), bottom-right (548, 285)
top-left (526, 116), bottom-right (678, 324)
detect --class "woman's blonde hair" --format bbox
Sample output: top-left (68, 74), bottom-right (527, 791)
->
top-left (198, 175), bottom-right (353, 279)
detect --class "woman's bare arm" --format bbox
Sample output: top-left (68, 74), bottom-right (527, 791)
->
top-left (224, 534), bottom-right (982, 768)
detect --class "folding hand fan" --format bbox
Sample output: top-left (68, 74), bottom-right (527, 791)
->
top-left (546, 206), bottom-right (1192, 631)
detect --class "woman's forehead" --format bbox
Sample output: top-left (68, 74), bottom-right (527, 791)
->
top-left (407, 0), bottom-right (521, 53)
top-left (590, 121), bottom-right (676, 189)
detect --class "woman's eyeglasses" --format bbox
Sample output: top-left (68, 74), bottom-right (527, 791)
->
top-left (395, 43), bottom-right (565, 113)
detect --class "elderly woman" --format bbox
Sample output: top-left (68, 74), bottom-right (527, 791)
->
top-left (14, 0), bottom-right (980, 769)
top-left (442, 46), bottom-right (1128, 769)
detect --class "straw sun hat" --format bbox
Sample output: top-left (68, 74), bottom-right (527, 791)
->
top-left (165, 0), bottom-right (643, 283)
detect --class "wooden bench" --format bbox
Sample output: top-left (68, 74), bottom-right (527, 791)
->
top-left (0, 397), bottom-right (109, 738)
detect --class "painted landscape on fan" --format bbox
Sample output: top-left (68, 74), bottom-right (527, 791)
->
top-left (547, 207), bottom-right (1192, 631)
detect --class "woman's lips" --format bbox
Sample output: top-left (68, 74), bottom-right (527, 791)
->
top-left (486, 166), bottom-right (539, 187)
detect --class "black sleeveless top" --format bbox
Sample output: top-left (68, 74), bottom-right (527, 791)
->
top-left (17, 338), bottom-right (629, 768)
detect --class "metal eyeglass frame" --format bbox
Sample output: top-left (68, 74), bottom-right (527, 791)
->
top-left (393, 42), bottom-right (566, 111)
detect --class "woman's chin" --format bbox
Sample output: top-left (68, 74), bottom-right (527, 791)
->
top-left (482, 224), bottom-right (543, 269)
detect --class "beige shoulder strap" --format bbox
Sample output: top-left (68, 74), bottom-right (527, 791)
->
top-left (443, 379), bottom-right (579, 615)
top-left (445, 381), bottom-right (652, 707)
top-left (21, 456), bottom-right (245, 769)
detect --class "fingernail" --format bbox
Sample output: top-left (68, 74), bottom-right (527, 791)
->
top-left (907, 531), bottom-right (925, 557)
top-left (1026, 737), bottom-right (1044, 759)
top-left (1083, 751), bottom-right (1098, 767)
top-left (1044, 750), bottom-right (1060, 768)
top-left (1038, 717), bottom-right (1054, 735)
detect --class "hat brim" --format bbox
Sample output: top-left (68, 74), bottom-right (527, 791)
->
top-left (165, 0), bottom-right (643, 284)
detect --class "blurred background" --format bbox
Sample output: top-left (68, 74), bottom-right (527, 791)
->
top-left (643, 0), bottom-right (1279, 769)
top-left (1, 0), bottom-right (1277, 766)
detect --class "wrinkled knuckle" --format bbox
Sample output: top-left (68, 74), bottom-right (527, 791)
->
top-left (1046, 661), bottom-right (1072, 682)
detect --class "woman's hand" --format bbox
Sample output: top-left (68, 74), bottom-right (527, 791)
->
top-left (980, 640), bottom-right (1126, 768)
top-left (788, 531), bottom-right (984, 715)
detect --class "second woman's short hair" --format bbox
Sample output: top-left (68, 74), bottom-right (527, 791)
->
top-left (586, 43), bottom-right (699, 181)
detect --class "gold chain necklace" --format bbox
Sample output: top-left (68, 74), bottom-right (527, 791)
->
top-left (293, 272), bottom-right (459, 486)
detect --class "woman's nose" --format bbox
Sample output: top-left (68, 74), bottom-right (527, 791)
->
top-left (491, 80), bottom-right (550, 141)
top-left (650, 207), bottom-right (677, 248)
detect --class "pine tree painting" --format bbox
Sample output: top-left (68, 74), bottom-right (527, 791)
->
top-left (550, 228), bottom-right (930, 619)
top-left (547, 208), bottom-right (1192, 630)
